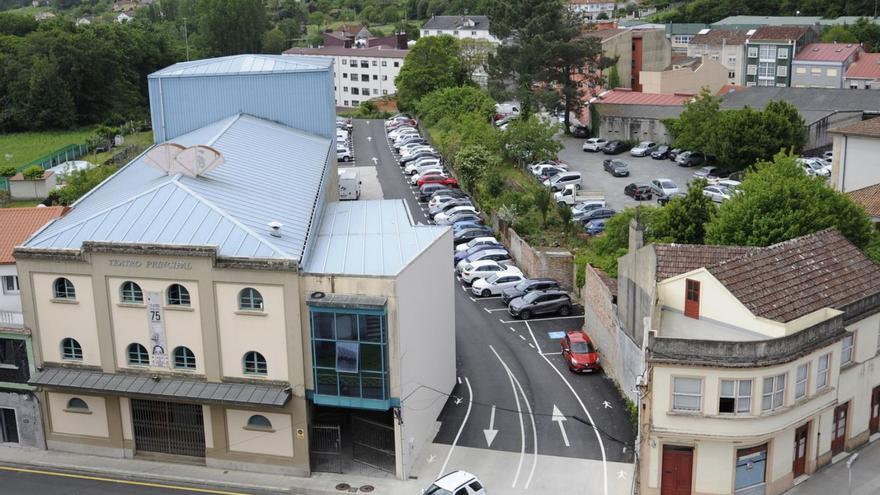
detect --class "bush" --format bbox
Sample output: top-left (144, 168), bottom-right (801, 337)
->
top-left (21, 165), bottom-right (43, 180)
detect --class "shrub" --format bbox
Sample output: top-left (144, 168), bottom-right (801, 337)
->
top-left (22, 165), bottom-right (44, 180)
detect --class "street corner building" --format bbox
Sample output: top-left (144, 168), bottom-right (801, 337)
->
top-left (13, 54), bottom-right (455, 480)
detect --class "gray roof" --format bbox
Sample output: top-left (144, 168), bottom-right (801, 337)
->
top-left (306, 293), bottom-right (388, 310)
top-left (596, 103), bottom-right (686, 120)
top-left (302, 200), bottom-right (447, 276)
top-left (24, 114), bottom-right (331, 261)
top-left (711, 15), bottom-right (880, 29)
top-left (423, 15), bottom-right (490, 31)
top-left (720, 87), bottom-right (880, 125)
top-left (30, 367), bottom-right (290, 407)
top-left (150, 54), bottom-right (332, 78)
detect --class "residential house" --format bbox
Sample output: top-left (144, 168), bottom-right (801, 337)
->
top-left (321, 26), bottom-right (406, 51)
top-left (745, 26), bottom-right (819, 87)
top-left (829, 117), bottom-right (880, 192)
top-left (720, 87), bottom-right (880, 150)
top-left (640, 55), bottom-right (729, 95)
top-left (284, 47), bottom-right (408, 108)
top-left (590, 89), bottom-right (690, 143)
top-left (421, 15), bottom-right (499, 44)
top-left (582, 224), bottom-right (880, 495)
top-left (631, 29), bottom-right (672, 91)
top-left (116, 12), bottom-right (132, 23)
top-left (666, 23), bottom-right (709, 52)
top-left (687, 28), bottom-right (751, 85)
top-left (567, 0), bottom-right (616, 21)
top-left (9, 171), bottom-right (56, 201)
top-left (845, 52), bottom-right (880, 89)
top-left (846, 184), bottom-right (880, 224)
top-left (17, 54), bottom-right (454, 481)
top-left (792, 43), bottom-right (862, 88)
top-left (0, 206), bottom-right (65, 449)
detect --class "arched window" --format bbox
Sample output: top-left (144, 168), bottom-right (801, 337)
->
top-left (66, 398), bottom-right (89, 411)
top-left (173, 346), bottom-right (196, 370)
top-left (243, 351), bottom-right (267, 376)
top-left (53, 278), bottom-right (76, 299)
top-left (238, 288), bottom-right (263, 311)
top-left (120, 281), bottom-right (143, 304)
top-left (166, 284), bottom-right (191, 306)
top-left (246, 414), bottom-right (272, 429)
top-left (127, 343), bottom-right (149, 365)
top-left (60, 338), bottom-right (82, 360)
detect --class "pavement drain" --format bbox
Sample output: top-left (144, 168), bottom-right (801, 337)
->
top-left (335, 483), bottom-right (351, 491)
top-left (360, 485), bottom-right (375, 492)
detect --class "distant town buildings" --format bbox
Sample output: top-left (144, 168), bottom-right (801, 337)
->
top-left (792, 43), bottom-right (862, 89)
top-left (744, 26), bottom-right (820, 87)
top-left (845, 52), bottom-right (880, 89)
top-left (421, 15), bottom-right (500, 44)
top-left (567, 0), bottom-right (617, 21)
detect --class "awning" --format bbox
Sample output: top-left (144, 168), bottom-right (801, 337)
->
top-left (30, 367), bottom-right (290, 407)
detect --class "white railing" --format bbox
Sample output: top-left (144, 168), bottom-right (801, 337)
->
top-left (0, 310), bottom-right (23, 327)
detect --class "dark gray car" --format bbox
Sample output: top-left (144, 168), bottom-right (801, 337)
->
top-left (501, 278), bottom-right (560, 305)
top-left (507, 289), bottom-right (572, 320)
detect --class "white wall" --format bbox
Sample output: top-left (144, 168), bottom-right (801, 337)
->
top-left (225, 409), bottom-right (294, 458)
top-left (47, 392), bottom-right (109, 438)
top-left (832, 134), bottom-right (880, 192)
top-left (420, 29), bottom-right (499, 44)
top-left (332, 54), bottom-right (404, 108)
top-left (835, 312), bottom-right (880, 441)
top-left (0, 265), bottom-right (20, 314)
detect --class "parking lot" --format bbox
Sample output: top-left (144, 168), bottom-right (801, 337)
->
top-left (556, 135), bottom-right (698, 211)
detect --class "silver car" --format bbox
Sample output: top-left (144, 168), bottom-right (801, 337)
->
top-left (630, 141), bottom-right (657, 157)
top-left (650, 178), bottom-right (679, 197)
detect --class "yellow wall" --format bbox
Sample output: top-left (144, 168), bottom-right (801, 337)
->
top-left (33, 273), bottom-right (102, 366)
top-left (640, 57), bottom-right (729, 95)
top-left (694, 441), bottom-right (734, 494)
top-left (225, 409), bottom-right (294, 458)
top-left (48, 392), bottom-right (109, 438)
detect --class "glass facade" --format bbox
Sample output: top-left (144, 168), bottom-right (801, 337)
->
top-left (310, 307), bottom-right (389, 409)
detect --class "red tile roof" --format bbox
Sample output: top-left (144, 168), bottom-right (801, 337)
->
top-left (654, 244), bottom-right (757, 281)
top-left (716, 84), bottom-right (746, 96)
top-left (830, 117), bottom-right (880, 137)
top-left (748, 25), bottom-right (811, 42)
top-left (596, 89), bottom-right (692, 105)
top-left (690, 29), bottom-right (750, 46)
top-left (847, 184), bottom-right (880, 217)
top-left (794, 43), bottom-right (861, 62)
top-left (0, 206), bottom-right (66, 264)
top-left (846, 52), bottom-right (880, 80)
top-left (10, 170), bottom-right (53, 181)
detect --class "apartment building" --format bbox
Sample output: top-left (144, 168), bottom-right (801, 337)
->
top-left (284, 47), bottom-right (407, 108)
top-left (687, 28), bottom-right (750, 85)
top-left (421, 15), bottom-right (499, 44)
top-left (744, 25), bottom-right (819, 87)
top-left (844, 52), bottom-right (880, 89)
top-left (791, 43), bottom-right (862, 88)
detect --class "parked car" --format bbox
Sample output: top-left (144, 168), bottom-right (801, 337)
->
top-left (602, 140), bottom-right (629, 155)
top-left (471, 267), bottom-right (526, 297)
top-left (630, 141), bottom-right (658, 157)
top-left (508, 289), bottom-right (573, 320)
top-left (529, 161), bottom-right (567, 176)
top-left (454, 243), bottom-right (503, 265)
top-left (336, 145), bottom-right (352, 162)
top-left (539, 166), bottom-right (567, 182)
top-left (657, 191), bottom-right (686, 206)
top-left (603, 159), bottom-right (630, 177)
top-left (406, 159), bottom-right (443, 175)
top-left (418, 184), bottom-right (449, 202)
top-left (583, 218), bottom-right (607, 235)
top-left (429, 198), bottom-right (473, 217)
top-left (461, 259), bottom-right (509, 284)
top-left (418, 175), bottom-right (459, 188)
top-left (456, 236), bottom-right (500, 253)
top-left (650, 145), bottom-right (671, 160)
top-left (676, 151), bottom-right (706, 167)
top-left (624, 183), bottom-right (653, 200)
top-left (703, 185), bottom-right (731, 203)
top-left (560, 330), bottom-right (600, 373)
top-left (401, 150), bottom-right (439, 164)
top-left (650, 178), bottom-right (679, 198)
top-left (500, 278), bottom-right (560, 305)
top-left (577, 208), bottom-right (617, 224)
top-left (452, 220), bottom-right (486, 233)
top-left (798, 157), bottom-right (831, 177)
top-left (424, 471), bottom-right (487, 495)
top-left (435, 206), bottom-right (479, 225)
top-left (570, 124), bottom-right (590, 138)
top-left (692, 166), bottom-right (729, 181)
top-left (571, 200), bottom-right (607, 217)
top-left (545, 171), bottom-right (583, 192)
top-left (456, 248), bottom-right (511, 272)
top-left (582, 138), bottom-right (608, 152)
top-left (716, 179), bottom-right (742, 193)
top-left (444, 212), bottom-right (482, 226)
top-left (410, 170), bottom-right (445, 185)
top-left (454, 227), bottom-right (494, 245)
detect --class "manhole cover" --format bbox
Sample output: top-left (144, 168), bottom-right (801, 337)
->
top-left (335, 483), bottom-right (351, 491)
top-left (360, 486), bottom-right (375, 493)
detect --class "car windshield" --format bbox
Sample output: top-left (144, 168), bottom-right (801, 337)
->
top-left (485, 273), bottom-right (501, 283)
top-left (638, 142), bottom-right (651, 147)
top-left (614, 161), bottom-right (626, 168)
top-left (513, 280), bottom-right (532, 291)
top-left (660, 180), bottom-right (676, 188)
top-left (571, 341), bottom-right (595, 354)
top-left (522, 291), bottom-right (544, 303)
top-left (424, 485), bottom-right (454, 495)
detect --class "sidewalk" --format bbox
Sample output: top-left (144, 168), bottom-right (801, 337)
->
top-left (0, 445), bottom-right (424, 494)
top-left (785, 436), bottom-right (880, 495)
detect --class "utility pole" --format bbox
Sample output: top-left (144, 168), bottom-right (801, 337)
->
top-left (183, 17), bottom-right (190, 61)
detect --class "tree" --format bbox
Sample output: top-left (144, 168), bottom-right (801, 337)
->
top-left (557, 203), bottom-right (573, 234)
top-left (0, 165), bottom-right (16, 192)
top-left (261, 27), bottom-right (287, 53)
top-left (821, 25), bottom-right (860, 44)
top-left (533, 187), bottom-right (552, 225)
top-left (21, 165), bottom-right (43, 180)
top-left (706, 152), bottom-right (874, 249)
top-left (415, 86), bottom-right (496, 126)
top-left (454, 144), bottom-right (495, 192)
top-left (651, 179), bottom-right (715, 244)
top-left (501, 115), bottom-right (562, 163)
top-left (24, 55), bottom-right (76, 130)
top-left (196, 0), bottom-right (268, 55)
top-left (395, 35), bottom-right (470, 110)
top-left (662, 88), bottom-right (722, 152)
top-left (606, 64), bottom-right (620, 88)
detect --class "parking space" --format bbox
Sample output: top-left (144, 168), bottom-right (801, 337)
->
top-left (556, 135), bottom-right (698, 211)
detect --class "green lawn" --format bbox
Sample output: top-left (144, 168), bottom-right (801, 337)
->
top-left (0, 128), bottom-right (96, 170)
top-left (87, 131), bottom-right (154, 164)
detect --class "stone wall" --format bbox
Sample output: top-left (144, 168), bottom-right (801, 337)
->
top-left (0, 391), bottom-right (44, 448)
top-left (502, 228), bottom-right (574, 290)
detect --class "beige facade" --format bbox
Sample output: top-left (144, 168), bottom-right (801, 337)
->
top-left (640, 57), bottom-right (729, 95)
top-left (830, 132), bottom-right (880, 192)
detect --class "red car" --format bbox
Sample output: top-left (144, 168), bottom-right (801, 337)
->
top-left (560, 330), bottom-right (600, 373)
top-left (418, 175), bottom-right (459, 188)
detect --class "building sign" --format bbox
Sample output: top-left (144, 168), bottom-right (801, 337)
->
top-left (335, 342), bottom-right (359, 373)
top-left (109, 259), bottom-right (193, 270)
top-left (147, 291), bottom-right (168, 368)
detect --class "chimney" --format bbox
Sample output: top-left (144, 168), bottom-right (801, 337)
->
top-left (268, 221), bottom-right (282, 238)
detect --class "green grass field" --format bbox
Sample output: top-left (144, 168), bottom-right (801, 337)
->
top-left (88, 131), bottom-right (154, 164)
top-left (0, 128), bottom-right (96, 170)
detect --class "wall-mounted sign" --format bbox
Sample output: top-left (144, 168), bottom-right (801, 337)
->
top-left (147, 291), bottom-right (168, 368)
top-left (296, 428), bottom-right (305, 439)
top-left (109, 259), bottom-right (192, 270)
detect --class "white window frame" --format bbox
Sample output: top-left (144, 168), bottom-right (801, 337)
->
top-left (672, 377), bottom-right (703, 413)
top-left (777, 47), bottom-right (789, 59)
top-left (776, 65), bottom-right (788, 77)
top-left (719, 379), bottom-right (752, 414)
top-left (827, 68), bottom-right (838, 77)
top-left (817, 353), bottom-right (830, 389)
top-left (759, 45), bottom-right (775, 61)
top-left (341, 59), bottom-right (347, 65)
top-left (748, 46), bottom-right (758, 58)
top-left (795, 363), bottom-right (809, 399)
top-left (747, 64), bottom-right (757, 75)
top-left (1, 275), bottom-right (19, 294)
top-left (762, 373), bottom-right (786, 411)
top-left (841, 334), bottom-right (854, 365)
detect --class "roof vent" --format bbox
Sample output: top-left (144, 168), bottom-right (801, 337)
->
top-left (144, 143), bottom-right (224, 178)
top-left (698, 28), bottom-right (710, 34)
top-left (268, 221), bottom-right (283, 237)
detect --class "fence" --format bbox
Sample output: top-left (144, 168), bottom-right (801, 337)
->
top-left (1, 143), bottom-right (88, 189)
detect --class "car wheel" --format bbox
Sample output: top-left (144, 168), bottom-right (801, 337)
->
top-left (519, 310), bottom-right (531, 320)
top-left (481, 289), bottom-right (491, 297)
top-left (557, 201), bottom-right (566, 207)
top-left (558, 305), bottom-right (571, 316)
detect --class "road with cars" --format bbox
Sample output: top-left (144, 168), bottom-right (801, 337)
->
top-left (352, 119), bottom-right (635, 494)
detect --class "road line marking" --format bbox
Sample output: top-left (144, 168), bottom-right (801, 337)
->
top-left (483, 307), bottom-right (507, 312)
top-left (509, 327), bottom-right (517, 332)
top-left (524, 321), bottom-right (609, 495)
top-left (458, 376), bottom-right (462, 385)
top-left (490, 345), bottom-right (539, 490)
top-left (519, 335), bottom-right (526, 341)
top-left (0, 466), bottom-right (252, 494)
top-left (500, 315), bottom-right (584, 324)
top-left (439, 376), bottom-right (473, 478)
top-left (489, 346), bottom-right (525, 489)
top-left (528, 343), bottom-right (535, 348)
top-left (541, 352), bottom-right (559, 356)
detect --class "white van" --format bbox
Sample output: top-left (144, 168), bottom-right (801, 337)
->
top-left (338, 169), bottom-right (360, 201)
top-left (544, 171), bottom-right (582, 191)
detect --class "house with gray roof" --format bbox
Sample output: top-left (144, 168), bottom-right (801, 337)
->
top-left (421, 15), bottom-right (499, 44)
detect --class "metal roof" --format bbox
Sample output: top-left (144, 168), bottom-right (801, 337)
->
top-left (149, 54), bottom-right (332, 78)
top-left (24, 114), bottom-right (331, 261)
top-left (422, 15), bottom-right (490, 31)
top-left (846, 53), bottom-right (880, 80)
top-left (595, 89), bottom-right (692, 105)
top-left (596, 103), bottom-right (687, 119)
top-left (302, 200), bottom-right (447, 277)
top-left (720, 87), bottom-right (880, 124)
top-left (794, 43), bottom-right (861, 62)
top-left (30, 367), bottom-right (290, 407)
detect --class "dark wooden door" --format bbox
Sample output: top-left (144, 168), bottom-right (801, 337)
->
top-left (870, 386), bottom-right (880, 434)
top-left (793, 423), bottom-right (808, 477)
top-left (684, 279), bottom-right (700, 319)
top-left (661, 446), bottom-right (693, 495)
top-left (832, 403), bottom-right (848, 455)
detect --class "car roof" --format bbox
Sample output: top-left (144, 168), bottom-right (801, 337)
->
top-left (470, 259), bottom-right (502, 267)
top-left (434, 471), bottom-right (477, 490)
top-left (566, 330), bottom-right (593, 344)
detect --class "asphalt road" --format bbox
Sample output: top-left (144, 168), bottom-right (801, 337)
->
top-left (353, 119), bottom-right (635, 490)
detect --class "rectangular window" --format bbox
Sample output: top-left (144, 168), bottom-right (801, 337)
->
top-left (817, 353), bottom-right (830, 389)
top-left (381, 60), bottom-right (387, 67)
top-left (382, 90), bottom-right (388, 95)
top-left (777, 66), bottom-right (788, 77)
top-left (343, 100), bottom-right (349, 106)
top-left (422, 30), bottom-right (428, 36)
top-left (777, 47), bottom-right (789, 59)
top-left (360, 74), bottom-right (368, 82)
top-left (728, 71), bottom-right (736, 79)
top-left (795, 363), bottom-right (808, 399)
top-left (0, 338), bottom-right (28, 384)
top-left (747, 64), bottom-right (757, 75)
top-left (827, 68), bottom-right (838, 77)
top-left (762, 374), bottom-right (786, 411)
top-left (719, 379), bottom-right (752, 414)
top-left (728, 55), bottom-right (737, 64)
top-left (351, 99), bottom-right (359, 105)
top-left (360, 61), bottom-right (368, 68)
top-left (796, 67), bottom-right (807, 74)
top-left (372, 60), bottom-right (377, 66)
top-left (372, 74), bottom-right (378, 80)
top-left (343, 86), bottom-right (348, 93)
top-left (341, 73), bottom-right (347, 79)
top-left (812, 68), bottom-right (822, 74)
top-left (471, 30), bottom-right (477, 35)
top-left (373, 89), bottom-right (378, 95)
top-left (759, 45), bottom-right (775, 60)
top-left (672, 377), bottom-right (702, 412)
top-left (382, 75), bottom-right (388, 81)
top-left (342, 59), bottom-right (347, 65)
top-left (758, 62), bottom-right (775, 79)
top-left (748, 46), bottom-right (758, 58)
top-left (841, 334), bottom-right (854, 364)
top-left (351, 88), bottom-right (359, 95)
top-left (363, 87), bottom-right (370, 95)
top-left (453, 30), bottom-right (459, 35)
top-left (1, 276), bottom-right (19, 294)
top-left (0, 408), bottom-right (18, 443)
top-left (349, 59), bottom-right (357, 66)
top-left (394, 61), bottom-right (400, 67)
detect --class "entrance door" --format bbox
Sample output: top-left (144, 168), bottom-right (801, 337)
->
top-left (131, 399), bottom-right (205, 458)
top-left (735, 445), bottom-right (767, 495)
top-left (684, 279), bottom-right (700, 319)
top-left (661, 446), bottom-right (693, 495)
top-left (832, 403), bottom-right (848, 455)
top-left (870, 386), bottom-right (880, 434)
top-left (793, 423), bottom-right (808, 478)
top-left (0, 408), bottom-right (18, 443)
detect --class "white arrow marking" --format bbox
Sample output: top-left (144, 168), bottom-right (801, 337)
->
top-left (483, 405), bottom-right (499, 447)
top-left (366, 121), bottom-right (370, 125)
top-left (427, 454), bottom-right (436, 463)
top-left (618, 470), bottom-right (627, 480)
top-left (552, 405), bottom-right (570, 447)
top-left (372, 157), bottom-right (378, 165)
top-left (454, 396), bottom-right (463, 405)
top-left (603, 401), bottom-right (612, 409)
top-left (367, 136), bottom-right (372, 142)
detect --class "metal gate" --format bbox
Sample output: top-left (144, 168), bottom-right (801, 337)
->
top-left (310, 424), bottom-right (342, 473)
top-left (352, 416), bottom-right (395, 474)
top-left (131, 399), bottom-right (205, 458)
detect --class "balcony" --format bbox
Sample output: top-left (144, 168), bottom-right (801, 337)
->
top-left (0, 310), bottom-right (23, 329)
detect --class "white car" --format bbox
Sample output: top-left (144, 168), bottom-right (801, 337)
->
top-left (716, 179), bottom-right (741, 192)
top-left (410, 169), bottom-right (445, 185)
top-left (429, 195), bottom-right (466, 210)
top-left (703, 185), bottom-right (731, 203)
top-left (336, 145), bottom-right (352, 162)
top-left (798, 157), bottom-right (831, 177)
top-left (455, 236), bottom-right (500, 253)
top-left (405, 159), bottom-right (442, 175)
top-left (401, 146), bottom-right (434, 158)
top-left (435, 205), bottom-right (478, 224)
top-left (528, 161), bottom-right (566, 175)
top-left (460, 260), bottom-right (508, 284)
top-left (388, 127), bottom-right (417, 139)
top-left (424, 471), bottom-right (487, 495)
top-left (583, 138), bottom-right (607, 152)
top-left (650, 178), bottom-right (679, 197)
top-left (630, 141), bottom-right (657, 157)
top-left (471, 267), bottom-right (525, 297)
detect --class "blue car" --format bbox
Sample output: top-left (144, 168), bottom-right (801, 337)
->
top-left (453, 242), bottom-right (504, 265)
top-left (584, 219), bottom-right (607, 235)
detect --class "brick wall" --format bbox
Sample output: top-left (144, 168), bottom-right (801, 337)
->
top-left (505, 228), bottom-right (575, 290)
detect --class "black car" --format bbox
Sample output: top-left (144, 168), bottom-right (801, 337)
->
top-left (501, 278), bottom-right (560, 305)
top-left (508, 289), bottom-right (573, 320)
top-left (602, 140), bottom-right (629, 155)
top-left (668, 148), bottom-right (682, 161)
top-left (578, 208), bottom-right (617, 224)
top-left (570, 125), bottom-right (590, 138)
top-left (603, 159), bottom-right (630, 177)
top-left (418, 184), bottom-right (449, 202)
top-left (651, 145), bottom-right (670, 159)
top-left (454, 227), bottom-right (494, 245)
top-left (624, 183), bottom-right (653, 200)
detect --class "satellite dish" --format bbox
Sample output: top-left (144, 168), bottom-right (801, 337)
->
top-left (144, 143), bottom-right (185, 174)
top-left (172, 145), bottom-right (223, 177)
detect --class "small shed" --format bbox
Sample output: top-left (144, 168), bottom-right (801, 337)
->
top-left (9, 171), bottom-right (56, 200)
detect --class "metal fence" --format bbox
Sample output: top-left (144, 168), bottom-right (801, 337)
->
top-left (352, 415), bottom-right (395, 474)
top-left (310, 424), bottom-right (342, 473)
top-left (1, 143), bottom-right (88, 189)
top-left (131, 399), bottom-right (205, 458)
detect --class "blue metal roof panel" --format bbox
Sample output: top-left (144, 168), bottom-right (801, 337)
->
top-left (149, 54), bottom-right (332, 78)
